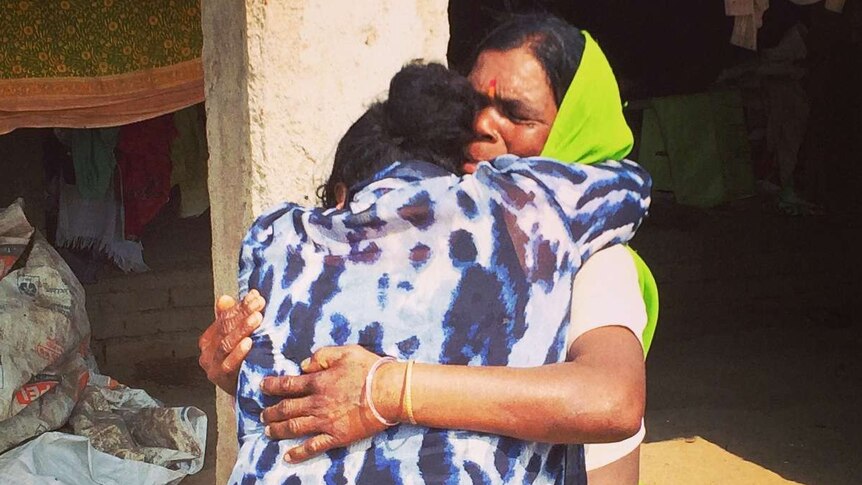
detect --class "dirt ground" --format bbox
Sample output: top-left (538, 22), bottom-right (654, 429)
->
top-left (101, 195), bottom-right (860, 485)
top-left (638, 196), bottom-right (858, 485)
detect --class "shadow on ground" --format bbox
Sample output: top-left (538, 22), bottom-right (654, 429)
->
top-left (638, 197), bottom-right (860, 485)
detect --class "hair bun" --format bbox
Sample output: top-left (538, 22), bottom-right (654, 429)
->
top-left (383, 61), bottom-right (482, 153)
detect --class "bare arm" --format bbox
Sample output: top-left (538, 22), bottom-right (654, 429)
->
top-left (375, 325), bottom-right (644, 444)
top-left (261, 325), bottom-right (644, 461)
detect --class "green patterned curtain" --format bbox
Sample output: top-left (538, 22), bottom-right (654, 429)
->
top-left (0, 0), bottom-right (204, 133)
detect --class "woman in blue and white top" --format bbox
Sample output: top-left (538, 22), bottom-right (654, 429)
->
top-left (228, 62), bottom-right (651, 484)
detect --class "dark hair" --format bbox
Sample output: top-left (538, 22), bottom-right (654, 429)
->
top-left (473, 13), bottom-right (585, 107)
top-left (318, 62), bottom-right (483, 208)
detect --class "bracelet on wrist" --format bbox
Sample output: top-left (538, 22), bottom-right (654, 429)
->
top-left (365, 356), bottom-right (399, 427)
top-left (402, 359), bottom-right (417, 425)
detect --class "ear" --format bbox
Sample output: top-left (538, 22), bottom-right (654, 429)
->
top-left (334, 183), bottom-right (348, 210)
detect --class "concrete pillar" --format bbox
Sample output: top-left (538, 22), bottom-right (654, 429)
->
top-left (201, 1), bottom-right (449, 481)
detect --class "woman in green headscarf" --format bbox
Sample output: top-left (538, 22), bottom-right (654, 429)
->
top-left (467, 17), bottom-right (658, 357)
top-left (464, 15), bottom-right (656, 484)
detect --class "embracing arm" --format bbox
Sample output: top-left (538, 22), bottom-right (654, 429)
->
top-left (261, 325), bottom-right (644, 461)
top-left (376, 326), bottom-right (644, 444)
top-left (198, 202), bottom-right (297, 394)
top-left (491, 157), bottom-right (653, 260)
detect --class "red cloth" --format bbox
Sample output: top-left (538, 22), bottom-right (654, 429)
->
top-left (116, 115), bottom-right (177, 238)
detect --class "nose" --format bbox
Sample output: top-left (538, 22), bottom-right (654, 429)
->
top-left (468, 106), bottom-right (507, 162)
top-left (473, 106), bottom-right (501, 143)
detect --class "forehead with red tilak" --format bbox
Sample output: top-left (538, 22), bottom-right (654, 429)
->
top-left (468, 46), bottom-right (556, 118)
top-left (487, 78), bottom-right (497, 98)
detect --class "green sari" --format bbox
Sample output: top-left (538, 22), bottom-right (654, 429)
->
top-left (541, 32), bottom-right (658, 355)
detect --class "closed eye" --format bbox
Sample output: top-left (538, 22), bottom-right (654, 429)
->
top-left (497, 97), bottom-right (538, 124)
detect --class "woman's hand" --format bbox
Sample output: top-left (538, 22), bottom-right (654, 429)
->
top-left (197, 290), bottom-right (265, 394)
top-left (259, 345), bottom-right (403, 463)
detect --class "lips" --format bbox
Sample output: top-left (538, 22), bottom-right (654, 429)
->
top-left (466, 139), bottom-right (506, 167)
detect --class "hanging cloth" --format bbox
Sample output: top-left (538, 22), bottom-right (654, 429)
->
top-left (170, 105), bottom-right (209, 218)
top-left (116, 115), bottom-right (177, 239)
top-left (786, 0), bottom-right (846, 12)
top-left (637, 91), bottom-right (756, 208)
top-left (54, 128), bottom-right (120, 200)
top-left (55, 181), bottom-right (148, 273)
top-left (725, 0), bottom-right (770, 50)
top-left (0, 0), bottom-right (204, 135)
top-left (540, 32), bottom-right (658, 355)
top-left (824, 0), bottom-right (846, 13)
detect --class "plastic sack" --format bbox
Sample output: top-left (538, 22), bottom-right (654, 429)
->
top-left (0, 432), bottom-right (186, 485)
top-left (0, 200), bottom-right (92, 451)
top-left (0, 198), bottom-right (33, 280)
top-left (0, 356), bottom-right (89, 454)
top-left (69, 383), bottom-right (207, 475)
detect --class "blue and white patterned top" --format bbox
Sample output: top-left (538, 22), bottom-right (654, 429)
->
top-left (229, 156), bottom-right (652, 485)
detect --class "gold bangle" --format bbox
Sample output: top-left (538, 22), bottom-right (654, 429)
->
top-left (404, 359), bottom-right (417, 425)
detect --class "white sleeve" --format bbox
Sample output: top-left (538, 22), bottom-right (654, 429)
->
top-left (567, 245), bottom-right (648, 470)
top-left (584, 420), bottom-right (646, 471)
top-left (566, 244), bottom-right (647, 349)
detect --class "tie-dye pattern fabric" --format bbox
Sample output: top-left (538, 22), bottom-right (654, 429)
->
top-left (230, 156), bottom-right (652, 484)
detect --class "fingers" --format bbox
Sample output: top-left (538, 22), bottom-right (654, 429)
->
top-left (216, 290), bottom-right (263, 316)
top-left (219, 337), bottom-right (253, 378)
top-left (260, 373), bottom-right (314, 398)
top-left (300, 346), bottom-right (348, 373)
top-left (242, 289), bottom-right (266, 313)
top-left (265, 415), bottom-right (318, 440)
top-left (215, 294), bottom-right (237, 314)
top-left (201, 298), bottom-right (233, 348)
top-left (216, 290), bottom-right (266, 334)
top-left (222, 292), bottom-right (265, 335)
top-left (261, 395), bottom-right (315, 425)
top-left (285, 434), bottom-right (339, 463)
top-left (215, 311), bottom-right (262, 362)
top-left (198, 322), bottom-right (215, 351)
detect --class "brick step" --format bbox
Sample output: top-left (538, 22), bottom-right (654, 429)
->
top-left (83, 265), bottom-right (214, 296)
top-left (93, 330), bottom-right (202, 369)
top-left (82, 265), bottom-right (215, 341)
top-left (89, 305), bottom-right (213, 340)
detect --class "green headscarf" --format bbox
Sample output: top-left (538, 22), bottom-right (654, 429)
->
top-left (541, 32), bottom-right (633, 164)
top-left (541, 32), bottom-right (658, 356)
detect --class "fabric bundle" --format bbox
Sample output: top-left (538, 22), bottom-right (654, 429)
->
top-left (116, 114), bottom-right (177, 239)
top-left (55, 182), bottom-right (148, 273)
top-left (170, 105), bottom-right (210, 218)
top-left (726, 0), bottom-right (771, 51)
